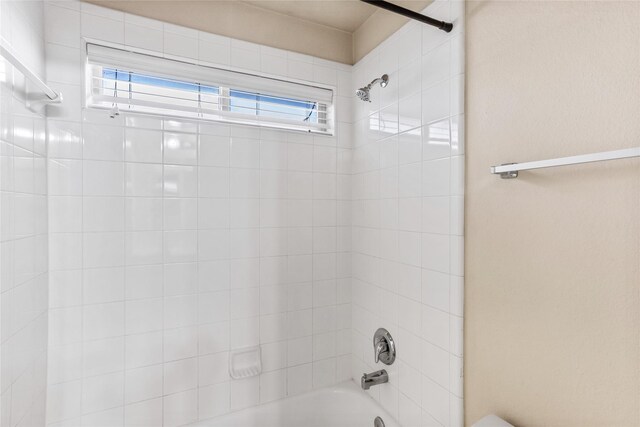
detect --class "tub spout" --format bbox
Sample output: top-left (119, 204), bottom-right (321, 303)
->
top-left (361, 369), bottom-right (388, 390)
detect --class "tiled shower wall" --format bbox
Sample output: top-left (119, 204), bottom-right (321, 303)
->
top-left (350, 1), bottom-right (465, 426)
top-left (0, 1), bottom-right (49, 426)
top-left (44, 2), bottom-right (352, 426)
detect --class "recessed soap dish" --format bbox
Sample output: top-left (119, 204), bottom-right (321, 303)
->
top-left (229, 346), bottom-right (262, 379)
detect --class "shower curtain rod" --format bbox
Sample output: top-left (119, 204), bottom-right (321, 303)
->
top-left (360, 0), bottom-right (453, 33)
top-left (0, 37), bottom-right (62, 102)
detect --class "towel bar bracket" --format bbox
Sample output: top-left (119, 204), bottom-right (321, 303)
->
top-left (497, 163), bottom-right (518, 179)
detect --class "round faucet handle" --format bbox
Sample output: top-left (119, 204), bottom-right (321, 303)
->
top-left (373, 328), bottom-right (396, 365)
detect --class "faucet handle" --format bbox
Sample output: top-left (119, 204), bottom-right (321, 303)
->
top-left (374, 340), bottom-right (388, 363)
top-left (373, 328), bottom-right (396, 365)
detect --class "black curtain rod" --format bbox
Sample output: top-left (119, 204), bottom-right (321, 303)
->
top-left (360, 0), bottom-right (453, 33)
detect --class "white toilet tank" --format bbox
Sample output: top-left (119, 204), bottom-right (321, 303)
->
top-left (471, 415), bottom-right (515, 427)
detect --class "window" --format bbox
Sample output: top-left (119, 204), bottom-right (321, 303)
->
top-left (85, 43), bottom-right (334, 134)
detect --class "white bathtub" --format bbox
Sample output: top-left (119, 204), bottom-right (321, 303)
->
top-left (191, 381), bottom-right (399, 427)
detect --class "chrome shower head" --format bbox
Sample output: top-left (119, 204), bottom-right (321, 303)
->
top-left (355, 74), bottom-right (389, 102)
top-left (356, 87), bottom-right (370, 102)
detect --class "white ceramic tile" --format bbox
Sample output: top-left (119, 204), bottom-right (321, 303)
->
top-left (81, 13), bottom-right (124, 44)
top-left (198, 383), bottom-right (230, 420)
top-left (46, 43), bottom-right (82, 85)
top-left (422, 196), bottom-right (450, 235)
top-left (421, 80), bottom-right (450, 125)
top-left (199, 135), bottom-right (230, 167)
top-left (83, 232), bottom-right (125, 269)
top-left (163, 389), bottom-right (197, 427)
top-left (230, 199), bottom-right (260, 228)
top-left (422, 41), bottom-right (451, 90)
top-left (199, 40), bottom-right (231, 66)
top-left (83, 124), bottom-right (124, 161)
top-left (312, 358), bottom-right (336, 389)
top-left (164, 295), bottom-right (198, 329)
top-left (47, 380), bottom-right (82, 423)
top-left (81, 371), bottom-right (124, 414)
top-left (164, 32), bottom-right (198, 60)
top-left (422, 119), bottom-right (451, 161)
top-left (164, 165), bottom-right (197, 197)
top-left (124, 397), bottom-right (163, 427)
top-left (421, 375), bottom-right (450, 425)
top-left (260, 370), bottom-right (286, 403)
top-left (84, 160), bottom-right (124, 196)
top-left (48, 120), bottom-right (83, 159)
top-left (230, 376), bottom-right (259, 410)
top-left (125, 23), bottom-right (163, 52)
top-left (287, 143), bottom-right (313, 172)
top-left (287, 363), bottom-right (312, 396)
top-left (125, 298), bottom-right (163, 334)
top-left (45, 4), bottom-right (81, 48)
top-left (198, 230), bottom-right (230, 261)
top-left (49, 196), bottom-right (82, 232)
top-left (164, 326), bottom-right (198, 361)
top-left (83, 302), bottom-right (124, 340)
top-left (125, 231), bottom-right (163, 266)
top-left (198, 352), bottom-right (229, 386)
top-left (422, 158), bottom-right (450, 197)
top-left (230, 138), bottom-right (260, 168)
top-left (82, 336), bottom-right (124, 377)
top-left (260, 170), bottom-right (287, 199)
top-left (83, 267), bottom-right (125, 304)
top-left (164, 132), bottom-right (197, 165)
top-left (399, 93), bottom-right (422, 133)
top-left (199, 167), bottom-right (230, 198)
top-left (125, 197), bottom-right (163, 231)
top-left (163, 358), bottom-right (198, 395)
top-left (125, 129), bottom-right (162, 163)
top-left (83, 196), bottom-right (125, 232)
top-left (48, 159), bottom-right (82, 196)
top-left (231, 49), bottom-right (260, 71)
top-left (261, 54), bottom-right (287, 76)
top-left (125, 331), bottom-right (163, 369)
top-left (164, 198), bottom-right (197, 230)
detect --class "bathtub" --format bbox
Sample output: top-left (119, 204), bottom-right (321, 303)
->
top-left (191, 381), bottom-right (399, 427)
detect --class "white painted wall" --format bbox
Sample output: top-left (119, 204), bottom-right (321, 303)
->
top-left (43, 2), bottom-right (352, 426)
top-left (0, 1), bottom-right (49, 426)
top-left (350, 1), bottom-right (465, 426)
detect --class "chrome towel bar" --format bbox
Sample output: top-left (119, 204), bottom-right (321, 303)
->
top-left (491, 147), bottom-right (640, 179)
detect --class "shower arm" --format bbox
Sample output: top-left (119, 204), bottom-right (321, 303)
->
top-left (360, 0), bottom-right (453, 33)
top-left (367, 77), bottom-right (384, 89)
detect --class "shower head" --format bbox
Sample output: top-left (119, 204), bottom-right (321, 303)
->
top-left (356, 74), bottom-right (389, 102)
top-left (356, 87), bottom-right (371, 102)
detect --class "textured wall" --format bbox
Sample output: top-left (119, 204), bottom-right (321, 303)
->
top-left (465, 1), bottom-right (640, 426)
top-left (0, 1), bottom-right (49, 426)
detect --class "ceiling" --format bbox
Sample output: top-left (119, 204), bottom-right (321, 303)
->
top-left (241, 0), bottom-right (378, 33)
top-left (83, 0), bottom-right (433, 64)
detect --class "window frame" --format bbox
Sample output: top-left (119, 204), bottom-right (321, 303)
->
top-left (82, 40), bottom-right (335, 135)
